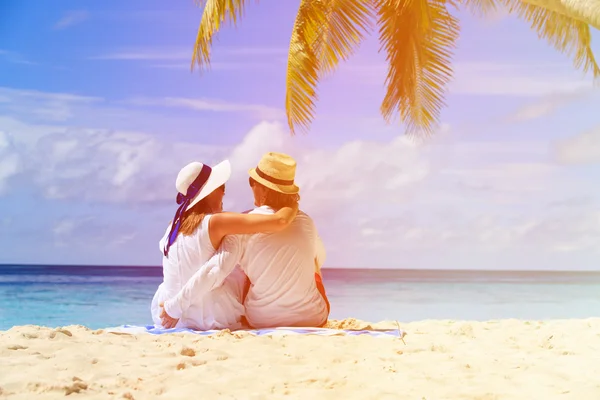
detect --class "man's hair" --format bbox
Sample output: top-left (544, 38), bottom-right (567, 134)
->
top-left (252, 178), bottom-right (300, 210)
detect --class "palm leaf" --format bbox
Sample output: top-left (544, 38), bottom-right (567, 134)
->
top-left (502, 0), bottom-right (600, 79)
top-left (459, 0), bottom-right (500, 16)
top-left (191, 0), bottom-right (250, 72)
top-left (285, 0), bottom-right (323, 134)
top-left (518, 0), bottom-right (600, 29)
top-left (285, 0), bottom-right (374, 134)
top-left (376, 0), bottom-right (460, 135)
top-left (315, 0), bottom-right (375, 75)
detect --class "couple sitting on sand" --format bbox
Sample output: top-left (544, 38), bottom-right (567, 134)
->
top-left (150, 152), bottom-right (330, 330)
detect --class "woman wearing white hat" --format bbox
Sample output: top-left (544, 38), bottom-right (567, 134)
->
top-left (150, 159), bottom-right (296, 330)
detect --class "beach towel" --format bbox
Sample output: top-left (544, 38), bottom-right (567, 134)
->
top-left (107, 325), bottom-right (406, 339)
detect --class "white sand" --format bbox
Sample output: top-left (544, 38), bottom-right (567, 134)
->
top-left (1, 318), bottom-right (599, 399)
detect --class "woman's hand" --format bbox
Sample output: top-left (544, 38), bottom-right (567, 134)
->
top-left (159, 302), bottom-right (179, 329)
top-left (276, 206), bottom-right (298, 225)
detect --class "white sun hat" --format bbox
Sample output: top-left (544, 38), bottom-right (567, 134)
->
top-left (175, 160), bottom-right (231, 210)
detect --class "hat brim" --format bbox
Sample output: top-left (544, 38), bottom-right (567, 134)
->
top-left (187, 160), bottom-right (232, 209)
top-left (248, 168), bottom-right (299, 195)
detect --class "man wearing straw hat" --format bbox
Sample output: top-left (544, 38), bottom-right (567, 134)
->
top-left (161, 152), bottom-right (330, 329)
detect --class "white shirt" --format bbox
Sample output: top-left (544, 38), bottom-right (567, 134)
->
top-left (150, 214), bottom-right (246, 330)
top-left (164, 206), bottom-right (328, 328)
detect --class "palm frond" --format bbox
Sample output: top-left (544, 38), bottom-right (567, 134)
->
top-left (285, 0), bottom-right (323, 135)
top-left (518, 0), bottom-right (600, 30)
top-left (460, 0), bottom-right (500, 16)
top-left (502, 0), bottom-right (600, 79)
top-left (376, 0), bottom-right (460, 136)
top-left (315, 0), bottom-right (375, 75)
top-left (191, 0), bottom-right (250, 72)
top-left (285, 0), bottom-right (374, 134)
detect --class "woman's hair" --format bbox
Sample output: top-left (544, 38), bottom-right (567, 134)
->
top-left (178, 194), bottom-right (219, 236)
top-left (251, 178), bottom-right (300, 210)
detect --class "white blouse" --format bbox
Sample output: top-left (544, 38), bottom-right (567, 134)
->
top-left (150, 214), bottom-right (246, 330)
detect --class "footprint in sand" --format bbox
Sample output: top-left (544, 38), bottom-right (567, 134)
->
top-left (48, 329), bottom-right (72, 339)
top-left (64, 381), bottom-right (88, 396)
top-left (180, 347), bottom-right (195, 357)
top-left (7, 345), bottom-right (28, 350)
top-left (430, 344), bottom-right (447, 352)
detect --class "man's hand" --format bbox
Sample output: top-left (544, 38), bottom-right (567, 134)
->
top-left (277, 205), bottom-right (298, 225)
top-left (159, 302), bottom-right (179, 329)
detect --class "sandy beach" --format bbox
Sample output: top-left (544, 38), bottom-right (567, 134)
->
top-left (1, 318), bottom-right (599, 399)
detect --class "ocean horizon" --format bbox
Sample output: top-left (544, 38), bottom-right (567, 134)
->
top-left (1, 264), bottom-right (600, 331)
top-left (4, 263), bottom-right (600, 272)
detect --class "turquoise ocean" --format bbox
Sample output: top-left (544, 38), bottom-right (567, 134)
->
top-left (1, 265), bottom-right (599, 331)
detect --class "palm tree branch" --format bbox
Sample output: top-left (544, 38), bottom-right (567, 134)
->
top-left (502, 0), bottom-right (600, 79)
top-left (285, 0), bottom-right (374, 134)
top-left (518, 0), bottom-right (600, 29)
top-left (285, 0), bottom-right (323, 135)
top-left (191, 0), bottom-right (251, 72)
top-left (376, 0), bottom-right (460, 136)
top-left (316, 0), bottom-right (375, 76)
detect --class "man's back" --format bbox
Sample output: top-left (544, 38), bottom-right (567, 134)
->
top-left (242, 206), bottom-right (328, 328)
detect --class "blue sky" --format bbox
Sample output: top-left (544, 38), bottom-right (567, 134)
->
top-left (1, 0), bottom-right (599, 269)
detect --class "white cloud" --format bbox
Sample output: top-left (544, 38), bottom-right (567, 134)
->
top-left (53, 219), bottom-right (78, 236)
top-left (54, 11), bottom-right (90, 30)
top-left (218, 122), bottom-right (600, 270)
top-left (0, 87), bottom-right (102, 123)
top-left (296, 135), bottom-right (428, 212)
top-left (220, 121), bottom-right (429, 216)
top-left (90, 47), bottom-right (286, 61)
top-left (0, 49), bottom-right (36, 66)
top-left (555, 126), bottom-right (600, 164)
top-left (53, 216), bottom-right (136, 249)
top-left (0, 130), bottom-right (21, 195)
top-left (340, 62), bottom-right (594, 97)
top-left (88, 46), bottom-right (287, 76)
top-left (148, 61), bottom-right (280, 71)
top-left (505, 89), bottom-right (592, 122)
top-left (0, 116), bottom-right (429, 220)
top-left (449, 62), bottom-right (592, 96)
top-left (440, 162), bottom-right (557, 194)
top-left (0, 87), bottom-right (100, 103)
top-left (1, 87), bottom-right (599, 269)
top-left (0, 87), bottom-right (282, 125)
top-left (91, 49), bottom-right (189, 61)
top-left (356, 210), bottom-right (600, 258)
top-left (125, 97), bottom-right (283, 119)
top-left (0, 123), bottom-right (228, 203)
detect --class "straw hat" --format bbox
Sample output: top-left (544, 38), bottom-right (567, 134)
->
top-left (176, 160), bottom-right (231, 209)
top-left (248, 152), bottom-right (299, 194)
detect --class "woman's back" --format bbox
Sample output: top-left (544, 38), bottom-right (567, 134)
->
top-left (151, 214), bottom-right (245, 330)
top-left (159, 215), bottom-right (214, 291)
